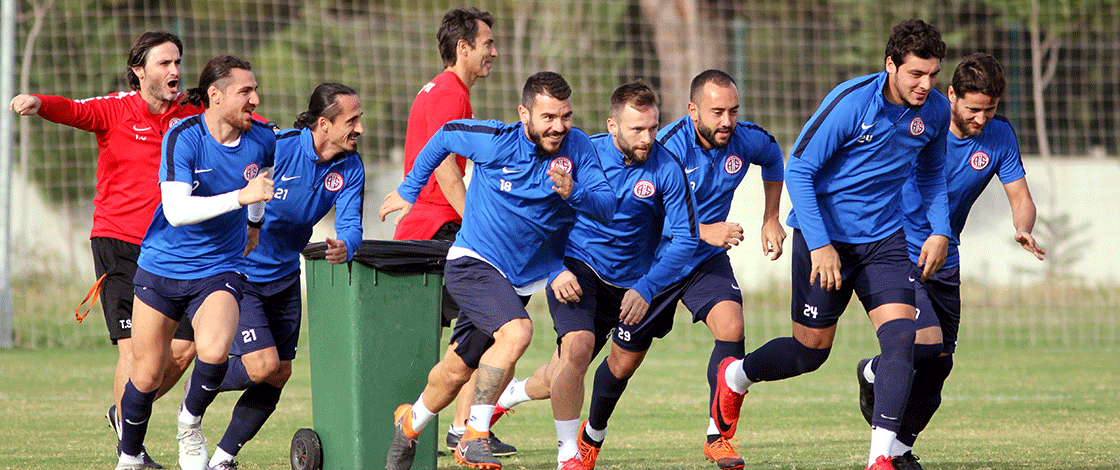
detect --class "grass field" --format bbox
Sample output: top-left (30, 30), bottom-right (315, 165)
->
top-left (3, 297), bottom-right (1119, 470)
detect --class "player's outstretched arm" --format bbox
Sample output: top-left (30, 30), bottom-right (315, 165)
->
top-left (1003, 178), bottom-right (1045, 260)
top-left (9, 94), bottom-right (41, 115)
top-left (378, 190), bottom-right (413, 225)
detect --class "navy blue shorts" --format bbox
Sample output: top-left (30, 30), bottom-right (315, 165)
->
top-left (613, 252), bottom-right (742, 352)
top-left (913, 265), bottom-right (961, 354)
top-left (790, 229), bottom-right (915, 329)
top-left (133, 268), bottom-right (244, 324)
top-left (546, 258), bottom-right (626, 359)
top-left (92, 237), bottom-right (193, 343)
top-left (232, 270), bottom-right (302, 360)
top-left (445, 257), bottom-right (532, 368)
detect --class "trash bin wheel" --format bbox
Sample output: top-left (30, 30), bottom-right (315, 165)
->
top-left (290, 428), bottom-right (323, 470)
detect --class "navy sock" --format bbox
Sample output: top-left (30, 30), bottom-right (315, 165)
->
top-left (897, 354), bottom-right (953, 446)
top-left (740, 336), bottom-right (830, 383)
top-left (183, 357), bottom-right (228, 418)
top-left (587, 358), bottom-right (631, 431)
top-left (708, 339), bottom-right (745, 409)
top-left (120, 380), bottom-right (157, 457)
top-left (217, 382), bottom-right (284, 456)
top-left (870, 318), bottom-right (916, 432)
top-left (218, 356), bottom-right (255, 392)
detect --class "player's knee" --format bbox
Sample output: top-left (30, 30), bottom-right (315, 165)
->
top-left (265, 361), bottom-right (293, 388)
top-left (793, 341), bottom-right (831, 374)
top-left (558, 331), bottom-right (596, 368)
top-left (493, 318), bottom-right (533, 350)
top-left (706, 302), bottom-right (744, 341)
top-left (913, 342), bottom-right (943, 363)
top-left (243, 351), bottom-right (281, 383)
top-left (168, 340), bottom-right (196, 374)
top-left (876, 318), bottom-right (917, 363)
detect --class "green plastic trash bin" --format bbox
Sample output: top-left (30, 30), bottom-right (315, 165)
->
top-left (292, 240), bottom-right (450, 470)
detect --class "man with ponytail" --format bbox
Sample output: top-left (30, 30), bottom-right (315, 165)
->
top-left (9, 31), bottom-right (203, 469)
top-left (199, 82), bottom-right (364, 470)
top-left (115, 55), bottom-right (275, 470)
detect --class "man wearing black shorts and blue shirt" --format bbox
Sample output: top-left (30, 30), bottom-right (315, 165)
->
top-left (201, 82), bottom-right (365, 469)
top-left (712, 20), bottom-right (953, 470)
top-left (515, 70), bottom-right (783, 470)
top-left (488, 81), bottom-right (698, 470)
top-left (379, 71), bottom-right (615, 470)
top-left (116, 55), bottom-right (275, 470)
top-left (854, 53), bottom-right (1045, 470)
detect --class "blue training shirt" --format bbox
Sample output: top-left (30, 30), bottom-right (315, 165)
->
top-left (657, 115), bottom-right (784, 274)
top-left (242, 128), bottom-right (365, 282)
top-left (139, 116), bottom-right (276, 279)
top-left (786, 71), bottom-right (952, 251)
top-left (903, 115), bottom-right (1025, 269)
top-left (565, 133), bottom-right (699, 303)
top-left (398, 119), bottom-right (615, 288)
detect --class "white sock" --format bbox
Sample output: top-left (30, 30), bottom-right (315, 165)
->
top-left (869, 426), bottom-right (897, 466)
top-left (118, 453), bottom-right (143, 466)
top-left (208, 447), bottom-right (236, 468)
top-left (706, 418), bottom-right (720, 436)
top-left (555, 419), bottom-right (580, 462)
top-left (863, 360), bottom-right (876, 384)
top-left (178, 404), bottom-right (201, 425)
top-left (584, 421), bottom-right (606, 443)
top-left (725, 358), bottom-right (751, 394)
top-left (890, 438), bottom-right (913, 457)
top-left (411, 395), bottom-right (437, 433)
top-left (467, 404), bottom-right (495, 433)
top-left (497, 378), bottom-right (532, 409)
top-left (449, 425), bottom-right (466, 437)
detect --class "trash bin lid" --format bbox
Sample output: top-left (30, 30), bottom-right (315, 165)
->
top-left (302, 239), bottom-right (451, 273)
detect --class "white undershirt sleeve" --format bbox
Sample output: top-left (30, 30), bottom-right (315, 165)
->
top-left (160, 181), bottom-right (242, 227)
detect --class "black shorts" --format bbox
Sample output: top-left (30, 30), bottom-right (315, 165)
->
top-left (790, 229), bottom-right (916, 329)
top-left (444, 257), bottom-right (532, 368)
top-left (92, 237), bottom-right (193, 343)
top-left (133, 268), bottom-right (244, 324)
top-left (233, 271), bottom-right (302, 360)
top-left (432, 221), bottom-right (463, 327)
top-left (546, 258), bottom-right (627, 359)
top-left (613, 252), bottom-right (742, 352)
top-left (913, 265), bottom-right (961, 354)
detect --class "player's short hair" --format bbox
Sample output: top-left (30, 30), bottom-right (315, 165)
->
top-left (437, 7), bottom-right (494, 68)
top-left (521, 71), bottom-right (571, 110)
top-left (294, 82), bottom-right (358, 129)
top-left (951, 52), bottom-right (1006, 99)
top-left (126, 31), bottom-right (183, 92)
top-left (689, 69), bottom-right (736, 105)
top-left (184, 55), bottom-right (252, 108)
top-left (884, 19), bottom-right (946, 67)
top-left (610, 80), bottom-right (658, 118)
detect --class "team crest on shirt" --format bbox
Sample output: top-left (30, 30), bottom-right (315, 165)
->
top-left (724, 154), bottom-right (743, 175)
top-left (910, 117), bottom-right (926, 136)
top-left (632, 180), bottom-right (656, 199)
top-left (324, 172), bottom-right (344, 192)
top-left (969, 151), bottom-right (991, 170)
top-left (168, 117), bottom-right (182, 129)
top-left (243, 163), bottom-right (260, 181)
top-left (550, 156), bottom-right (573, 173)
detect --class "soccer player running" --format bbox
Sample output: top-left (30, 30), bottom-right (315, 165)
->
top-left (114, 55), bottom-right (275, 470)
top-left (854, 53), bottom-right (1045, 470)
top-left (392, 7), bottom-right (514, 456)
top-left (379, 72), bottom-right (615, 470)
top-left (493, 81), bottom-right (699, 470)
top-left (711, 20), bottom-right (953, 470)
top-left (9, 31), bottom-right (201, 469)
top-left (203, 82), bottom-right (365, 469)
top-left (495, 70), bottom-right (784, 470)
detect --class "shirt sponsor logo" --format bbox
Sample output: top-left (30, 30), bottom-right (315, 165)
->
top-left (724, 154), bottom-right (743, 175)
top-left (324, 171), bottom-right (344, 192)
top-left (550, 156), bottom-right (573, 174)
top-left (910, 116), bottom-right (926, 136)
top-left (632, 180), bottom-right (656, 199)
top-left (969, 151), bottom-right (990, 170)
top-left (243, 163), bottom-right (260, 181)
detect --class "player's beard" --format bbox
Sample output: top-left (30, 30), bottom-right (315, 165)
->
top-left (527, 120), bottom-right (568, 157)
top-left (617, 134), bottom-right (651, 165)
top-left (952, 108), bottom-right (985, 137)
top-left (696, 119), bottom-right (731, 149)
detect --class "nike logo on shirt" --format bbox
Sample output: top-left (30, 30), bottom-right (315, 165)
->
top-left (685, 167), bottom-right (700, 174)
top-left (860, 122), bottom-right (875, 130)
top-left (194, 168), bottom-right (213, 173)
top-left (132, 125), bottom-right (152, 132)
top-left (501, 167), bottom-right (521, 174)
top-left (280, 175), bottom-right (301, 182)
